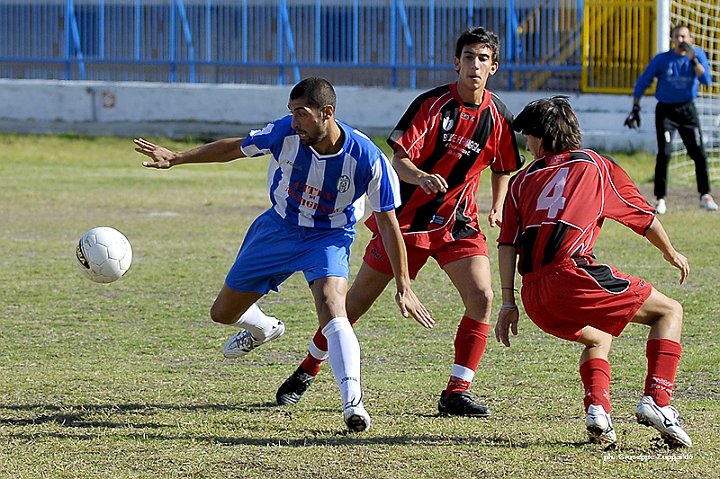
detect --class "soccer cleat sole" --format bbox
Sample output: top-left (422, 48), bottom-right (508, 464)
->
top-left (587, 426), bottom-right (617, 445)
top-left (438, 408), bottom-right (491, 418)
top-left (636, 413), bottom-right (692, 448)
top-left (345, 414), bottom-right (371, 432)
top-left (343, 406), bottom-right (371, 432)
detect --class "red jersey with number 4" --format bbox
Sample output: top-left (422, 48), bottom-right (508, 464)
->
top-left (365, 83), bottom-right (522, 249)
top-left (498, 149), bottom-right (655, 275)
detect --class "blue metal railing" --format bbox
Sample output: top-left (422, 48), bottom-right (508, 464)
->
top-left (0, 0), bottom-right (584, 91)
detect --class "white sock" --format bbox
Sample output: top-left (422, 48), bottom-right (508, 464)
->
top-left (322, 317), bottom-right (362, 409)
top-left (233, 303), bottom-right (277, 342)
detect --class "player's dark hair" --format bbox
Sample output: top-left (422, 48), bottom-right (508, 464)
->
top-left (290, 77), bottom-right (337, 110)
top-left (455, 26), bottom-right (500, 62)
top-left (512, 96), bottom-right (582, 154)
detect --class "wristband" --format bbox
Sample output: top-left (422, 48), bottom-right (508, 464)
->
top-left (501, 303), bottom-right (518, 311)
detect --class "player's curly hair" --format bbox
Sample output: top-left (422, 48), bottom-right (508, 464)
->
top-left (290, 77), bottom-right (337, 110)
top-left (455, 27), bottom-right (500, 62)
top-left (512, 96), bottom-right (583, 154)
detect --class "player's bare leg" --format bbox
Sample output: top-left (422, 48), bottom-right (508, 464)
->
top-left (438, 256), bottom-right (492, 417)
top-left (630, 288), bottom-right (691, 447)
top-left (276, 263), bottom-right (391, 406)
top-left (577, 327), bottom-right (616, 444)
top-left (213, 286), bottom-right (286, 358)
top-left (310, 276), bottom-right (371, 431)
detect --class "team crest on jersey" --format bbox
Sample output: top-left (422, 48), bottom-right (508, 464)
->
top-left (337, 175), bottom-right (351, 193)
top-left (442, 115), bottom-right (454, 131)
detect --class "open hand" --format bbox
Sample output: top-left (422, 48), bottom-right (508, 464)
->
top-left (395, 288), bottom-right (435, 329)
top-left (134, 137), bottom-right (178, 168)
top-left (495, 307), bottom-right (519, 347)
top-left (488, 209), bottom-right (502, 228)
top-left (418, 173), bottom-right (448, 195)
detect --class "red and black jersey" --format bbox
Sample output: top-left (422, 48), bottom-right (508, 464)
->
top-left (365, 83), bottom-right (522, 249)
top-left (498, 149), bottom-right (655, 275)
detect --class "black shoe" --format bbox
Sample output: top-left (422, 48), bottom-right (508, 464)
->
top-left (438, 391), bottom-right (491, 417)
top-left (276, 367), bottom-right (316, 405)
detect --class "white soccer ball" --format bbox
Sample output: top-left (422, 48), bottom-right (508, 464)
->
top-left (75, 226), bottom-right (133, 283)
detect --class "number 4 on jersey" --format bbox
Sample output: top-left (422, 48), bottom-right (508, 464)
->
top-left (536, 167), bottom-right (568, 219)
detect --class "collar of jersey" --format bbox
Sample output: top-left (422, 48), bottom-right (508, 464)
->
top-left (308, 121), bottom-right (349, 159)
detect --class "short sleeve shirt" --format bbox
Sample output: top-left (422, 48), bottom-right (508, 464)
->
top-left (498, 149), bottom-right (655, 275)
top-left (366, 84), bottom-right (522, 248)
top-left (242, 116), bottom-right (401, 230)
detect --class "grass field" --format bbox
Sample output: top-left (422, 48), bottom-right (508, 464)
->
top-left (0, 133), bottom-right (718, 478)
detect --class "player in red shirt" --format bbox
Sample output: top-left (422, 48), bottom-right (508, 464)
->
top-left (274, 27), bottom-right (523, 416)
top-left (495, 96), bottom-right (692, 447)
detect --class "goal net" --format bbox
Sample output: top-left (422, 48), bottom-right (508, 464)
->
top-left (669, 0), bottom-right (720, 187)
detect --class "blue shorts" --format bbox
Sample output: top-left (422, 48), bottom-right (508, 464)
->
top-left (225, 209), bottom-right (355, 294)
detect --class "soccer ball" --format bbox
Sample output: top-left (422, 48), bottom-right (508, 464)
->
top-left (76, 226), bottom-right (133, 283)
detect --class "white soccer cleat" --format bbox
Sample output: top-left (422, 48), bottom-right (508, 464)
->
top-left (223, 320), bottom-right (285, 359)
top-left (585, 404), bottom-right (617, 445)
top-left (655, 198), bottom-right (667, 215)
top-left (635, 395), bottom-right (692, 447)
top-left (700, 194), bottom-right (718, 212)
top-left (343, 404), bottom-right (371, 432)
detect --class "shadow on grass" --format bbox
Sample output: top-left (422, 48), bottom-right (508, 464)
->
top-left (0, 401), bottom-right (277, 429)
top-left (0, 401), bottom-right (593, 450)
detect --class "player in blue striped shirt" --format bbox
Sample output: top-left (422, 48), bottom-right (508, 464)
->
top-left (135, 77), bottom-right (433, 432)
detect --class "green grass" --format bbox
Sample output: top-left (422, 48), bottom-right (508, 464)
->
top-left (0, 133), bottom-right (718, 478)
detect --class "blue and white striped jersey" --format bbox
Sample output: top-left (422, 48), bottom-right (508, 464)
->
top-left (241, 115), bottom-right (401, 229)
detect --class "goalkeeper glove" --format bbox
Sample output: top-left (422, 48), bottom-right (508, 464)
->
top-left (624, 104), bottom-right (641, 129)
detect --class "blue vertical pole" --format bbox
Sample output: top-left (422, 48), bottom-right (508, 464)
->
top-left (98, 0), bottom-right (105, 60)
top-left (315, 1), bottom-right (321, 64)
top-left (390, 0), bottom-right (396, 87)
top-left (170, 0), bottom-right (176, 82)
top-left (206, 0), bottom-right (211, 64)
top-left (65, 0), bottom-right (71, 79)
top-left (278, 0), bottom-right (284, 84)
top-left (134, 0), bottom-right (141, 61)
top-left (353, 0), bottom-right (359, 64)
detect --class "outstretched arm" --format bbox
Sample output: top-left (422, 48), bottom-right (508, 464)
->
top-left (374, 209), bottom-right (434, 329)
top-left (134, 137), bottom-right (246, 169)
top-left (495, 244), bottom-right (520, 347)
top-left (644, 217), bottom-right (690, 284)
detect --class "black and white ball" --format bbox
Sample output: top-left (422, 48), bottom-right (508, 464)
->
top-left (76, 227), bottom-right (133, 283)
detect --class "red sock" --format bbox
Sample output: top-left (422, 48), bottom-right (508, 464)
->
top-left (445, 317), bottom-right (489, 394)
top-left (579, 358), bottom-right (612, 412)
top-left (299, 353), bottom-right (323, 376)
top-left (644, 338), bottom-right (682, 407)
top-left (299, 318), bottom-right (358, 377)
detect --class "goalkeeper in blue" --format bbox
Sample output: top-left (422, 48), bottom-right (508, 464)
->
top-left (625, 24), bottom-right (717, 214)
top-left (135, 77), bottom-right (434, 432)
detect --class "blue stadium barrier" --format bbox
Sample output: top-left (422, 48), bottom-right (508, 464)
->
top-left (0, 0), bottom-right (583, 91)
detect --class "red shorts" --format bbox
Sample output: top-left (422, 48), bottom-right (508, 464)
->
top-left (362, 232), bottom-right (488, 279)
top-left (521, 260), bottom-right (652, 341)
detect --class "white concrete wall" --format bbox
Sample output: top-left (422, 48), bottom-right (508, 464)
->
top-left (0, 79), bottom-right (656, 152)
